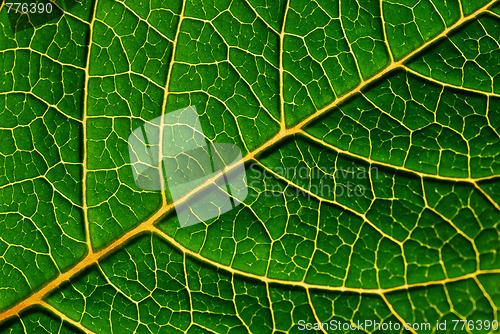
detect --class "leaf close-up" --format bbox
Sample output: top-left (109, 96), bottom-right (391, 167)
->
top-left (0, 0), bottom-right (500, 333)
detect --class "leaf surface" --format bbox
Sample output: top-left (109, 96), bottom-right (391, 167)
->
top-left (0, 0), bottom-right (499, 333)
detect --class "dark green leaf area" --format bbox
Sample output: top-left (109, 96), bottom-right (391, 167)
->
top-left (0, 308), bottom-right (85, 334)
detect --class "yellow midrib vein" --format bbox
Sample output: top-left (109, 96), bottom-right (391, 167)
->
top-left (0, 0), bottom-right (498, 324)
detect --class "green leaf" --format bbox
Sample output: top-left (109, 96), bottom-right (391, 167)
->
top-left (1, 0), bottom-right (499, 333)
